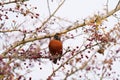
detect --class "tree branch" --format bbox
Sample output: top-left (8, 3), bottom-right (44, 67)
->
top-left (35, 0), bottom-right (66, 31)
top-left (1, 3), bottom-right (120, 57)
top-left (49, 43), bottom-right (100, 78)
top-left (64, 53), bottom-right (96, 80)
top-left (0, 0), bottom-right (29, 6)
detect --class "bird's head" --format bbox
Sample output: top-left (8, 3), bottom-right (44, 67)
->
top-left (54, 33), bottom-right (61, 41)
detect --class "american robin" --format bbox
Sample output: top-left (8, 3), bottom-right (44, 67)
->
top-left (49, 33), bottom-right (63, 64)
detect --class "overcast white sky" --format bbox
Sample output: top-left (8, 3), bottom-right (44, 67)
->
top-left (0, 0), bottom-right (119, 80)
top-left (17, 0), bottom-right (119, 80)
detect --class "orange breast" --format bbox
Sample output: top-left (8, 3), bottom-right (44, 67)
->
top-left (49, 40), bottom-right (62, 55)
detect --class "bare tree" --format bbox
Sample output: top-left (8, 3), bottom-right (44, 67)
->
top-left (0, 0), bottom-right (120, 80)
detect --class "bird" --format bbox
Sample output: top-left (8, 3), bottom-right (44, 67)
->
top-left (49, 33), bottom-right (63, 64)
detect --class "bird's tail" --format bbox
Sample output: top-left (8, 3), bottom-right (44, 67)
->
top-left (53, 58), bottom-right (57, 64)
top-left (53, 56), bottom-right (61, 64)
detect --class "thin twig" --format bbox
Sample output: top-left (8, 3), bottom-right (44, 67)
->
top-left (64, 52), bottom-right (96, 80)
top-left (100, 68), bottom-right (106, 80)
top-left (105, 0), bottom-right (109, 14)
top-left (0, 30), bottom-right (20, 33)
top-left (37, 0), bottom-right (66, 30)
top-left (47, 0), bottom-right (51, 16)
